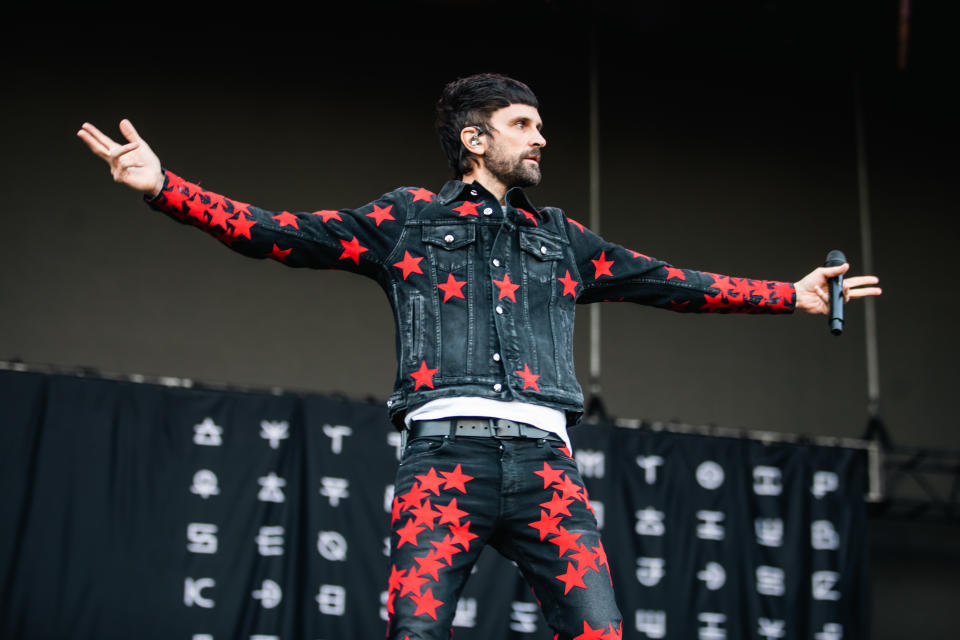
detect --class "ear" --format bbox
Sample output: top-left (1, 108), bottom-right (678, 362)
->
top-left (459, 126), bottom-right (485, 159)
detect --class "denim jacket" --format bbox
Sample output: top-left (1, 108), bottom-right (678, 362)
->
top-left (148, 171), bottom-right (795, 428)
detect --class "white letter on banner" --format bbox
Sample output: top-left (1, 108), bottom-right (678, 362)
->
top-left (317, 531), bottom-right (348, 561)
top-left (696, 461), bottom-right (725, 490)
top-left (636, 455), bottom-right (664, 484)
top-left (322, 424), bottom-right (353, 454)
top-left (697, 562), bottom-right (726, 590)
top-left (635, 610), bottom-right (667, 638)
top-left (259, 420), bottom-right (289, 449)
top-left (635, 507), bottom-right (666, 536)
top-left (815, 623), bottom-right (844, 640)
top-left (251, 579), bottom-right (282, 609)
top-left (256, 526), bottom-right (285, 556)
top-left (812, 571), bottom-right (841, 601)
top-left (636, 557), bottom-right (665, 587)
top-left (756, 566), bottom-right (785, 596)
top-left (758, 618), bottom-right (786, 639)
top-left (812, 471), bottom-right (839, 498)
top-left (696, 510), bottom-right (725, 541)
top-left (753, 466), bottom-right (783, 496)
top-left (316, 584), bottom-right (346, 615)
top-left (184, 577), bottom-right (215, 608)
top-left (811, 520), bottom-right (840, 550)
top-left (755, 518), bottom-right (784, 547)
top-left (190, 469), bottom-right (220, 499)
top-left (590, 500), bottom-right (605, 530)
top-left (575, 450), bottom-right (605, 478)
top-left (453, 598), bottom-right (477, 628)
top-left (320, 477), bottom-right (350, 506)
top-left (698, 613), bottom-right (726, 640)
top-left (187, 523), bottom-right (218, 554)
top-left (257, 472), bottom-right (286, 503)
top-left (193, 418), bottom-right (223, 446)
top-left (387, 431), bottom-right (403, 460)
top-left (510, 602), bottom-right (539, 633)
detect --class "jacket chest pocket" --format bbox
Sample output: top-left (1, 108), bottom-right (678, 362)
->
top-left (519, 230), bottom-right (565, 285)
top-left (422, 223), bottom-right (477, 275)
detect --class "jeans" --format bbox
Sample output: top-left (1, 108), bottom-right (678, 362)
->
top-left (386, 433), bottom-right (623, 640)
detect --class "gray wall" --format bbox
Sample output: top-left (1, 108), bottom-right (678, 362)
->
top-left (2, 6), bottom-right (956, 638)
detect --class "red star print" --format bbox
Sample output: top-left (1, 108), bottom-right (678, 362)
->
top-left (730, 277), bottom-right (753, 299)
top-left (557, 270), bottom-right (579, 298)
top-left (386, 590), bottom-right (396, 615)
top-left (184, 197), bottom-right (207, 223)
top-left (388, 564), bottom-right (406, 593)
top-left (573, 621), bottom-right (606, 640)
top-left (268, 244), bottom-right (292, 261)
top-left (452, 201), bottom-right (480, 217)
top-left (667, 300), bottom-right (690, 312)
top-left (399, 482), bottom-right (427, 512)
top-left (529, 509), bottom-right (562, 541)
top-left (396, 519), bottom-right (424, 548)
top-left (518, 208), bottom-right (538, 226)
top-left (230, 211), bottom-right (257, 239)
top-left (272, 211), bottom-right (299, 229)
top-left (206, 204), bottom-right (232, 231)
top-left (540, 491), bottom-right (574, 518)
top-left (591, 251), bottom-right (614, 278)
top-left (410, 361), bottom-right (439, 390)
top-left (772, 281), bottom-right (794, 303)
top-left (430, 534), bottom-right (461, 565)
top-left (664, 266), bottom-right (686, 280)
top-left (398, 568), bottom-right (429, 597)
top-left (493, 274), bottom-right (521, 302)
top-left (411, 499), bottom-right (440, 530)
top-left (311, 209), bottom-right (343, 223)
top-left (567, 217), bottom-right (586, 233)
top-left (391, 496), bottom-right (402, 524)
top-left (603, 622), bottom-right (623, 640)
top-left (408, 187), bottom-right (434, 202)
top-left (553, 475), bottom-right (585, 502)
top-left (448, 520), bottom-right (478, 551)
top-left (592, 542), bottom-right (609, 571)
top-left (437, 273), bottom-right (467, 302)
top-left (436, 498), bottom-right (469, 527)
top-left (415, 468), bottom-right (445, 496)
top-left (570, 544), bottom-right (599, 572)
top-left (555, 561), bottom-right (589, 595)
top-left (548, 526), bottom-right (583, 558)
top-left (515, 363), bottom-right (541, 392)
top-left (559, 446), bottom-right (573, 458)
top-left (393, 251), bottom-right (424, 280)
top-left (629, 250), bottom-right (652, 260)
top-left (411, 587), bottom-right (444, 620)
top-left (439, 464), bottom-right (474, 493)
top-left (339, 236), bottom-right (368, 264)
top-left (701, 292), bottom-right (729, 312)
top-left (414, 551), bottom-right (446, 582)
top-left (534, 462), bottom-right (565, 489)
top-left (709, 274), bottom-right (735, 297)
top-left (366, 204), bottom-right (395, 226)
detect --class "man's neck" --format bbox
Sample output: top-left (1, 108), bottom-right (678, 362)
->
top-left (461, 170), bottom-right (507, 204)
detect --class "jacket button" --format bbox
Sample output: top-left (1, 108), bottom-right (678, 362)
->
top-left (495, 306), bottom-right (504, 315)
top-left (470, 189), bottom-right (478, 196)
top-left (444, 234), bottom-right (455, 243)
top-left (492, 258), bottom-right (501, 267)
top-left (540, 246), bottom-right (548, 254)
top-left (493, 383), bottom-right (502, 392)
top-left (483, 207), bottom-right (493, 216)
top-left (492, 353), bottom-right (501, 362)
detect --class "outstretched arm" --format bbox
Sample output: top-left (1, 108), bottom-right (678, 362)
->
top-left (77, 119), bottom-right (164, 196)
top-left (793, 263), bottom-right (881, 314)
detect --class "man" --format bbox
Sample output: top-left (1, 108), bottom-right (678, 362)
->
top-left (78, 73), bottom-right (880, 640)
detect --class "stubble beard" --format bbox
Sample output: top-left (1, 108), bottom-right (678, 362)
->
top-left (485, 143), bottom-right (542, 189)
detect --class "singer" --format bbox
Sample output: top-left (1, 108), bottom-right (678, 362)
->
top-left (78, 73), bottom-right (881, 640)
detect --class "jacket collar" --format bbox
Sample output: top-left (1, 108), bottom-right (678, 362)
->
top-left (437, 179), bottom-right (543, 224)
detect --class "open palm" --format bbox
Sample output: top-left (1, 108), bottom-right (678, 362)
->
top-left (77, 119), bottom-right (164, 196)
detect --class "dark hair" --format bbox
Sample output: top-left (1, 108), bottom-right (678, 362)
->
top-left (435, 73), bottom-right (539, 177)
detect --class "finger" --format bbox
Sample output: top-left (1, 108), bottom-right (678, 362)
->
top-left (77, 129), bottom-right (111, 159)
top-left (843, 275), bottom-right (880, 288)
top-left (847, 287), bottom-right (882, 300)
top-left (79, 122), bottom-right (119, 150)
top-left (109, 141), bottom-right (140, 160)
top-left (119, 118), bottom-right (143, 143)
top-left (821, 263), bottom-right (850, 278)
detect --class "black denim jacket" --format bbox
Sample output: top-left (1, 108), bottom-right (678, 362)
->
top-left (148, 171), bottom-right (795, 428)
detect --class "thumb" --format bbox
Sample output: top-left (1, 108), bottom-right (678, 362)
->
top-left (821, 263), bottom-right (849, 278)
top-left (119, 118), bottom-right (142, 143)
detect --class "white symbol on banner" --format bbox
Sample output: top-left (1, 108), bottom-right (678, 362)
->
top-left (758, 618), bottom-right (786, 639)
top-left (811, 520), bottom-right (840, 550)
top-left (590, 500), bottom-right (605, 530)
top-left (453, 597), bottom-right (477, 627)
top-left (698, 612), bottom-right (727, 640)
top-left (193, 417), bottom-right (223, 446)
top-left (575, 450), bottom-right (605, 478)
top-left (387, 431), bottom-right (403, 460)
top-left (696, 461), bottom-right (725, 490)
top-left (697, 562), bottom-right (726, 590)
top-left (812, 471), bottom-right (839, 498)
top-left (192, 635), bottom-right (213, 640)
top-left (322, 424), bottom-right (353, 454)
top-left (319, 477), bottom-right (350, 506)
top-left (187, 523), bottom-right (218, 554)
top-left (383, 536), bottom-right (392, 557)
top-left (317, 531), bottom-right (348, 561)
top-left (696, 510), bottom-right (725, 541)
top-left (257, 472), bottom-right (287, 503)
top-left (812, 571), bottom-right (841, 600)
top-left (259, 420), bottom-right (289, 449)
top-left (250, 636), bottom-right (279, 640)
top-left (636, 455), bottom-right (664, 484)
top-left (184, 577), bottom-right (216, 608)
top-left (635, 507), bottom-right (666, 536)
top-left (815, 623), bottom-right (844, 640)
top-left (753, 466), bottom-right (783, 496)
top-left (756, 566), bottom-right (786, 596)
top-left (755, 518), bottom-right (784, 547)
top-left (510, 601), bottom-right (539, 633)
top-left (190, 469), bottom-right (220, 499)
top-left (635, 610), bottom-right (667, 638)
top-left (384, 484), bottom-right (395, 513)
top-left (252, 579), bottom-right (282, 609)
top-left (256, 526), bottom-right (285, 556)
top-left (636, 557), bottom-right (665, 587)
top-left (317, 584), bottom-right (346, 615)
top-left (379, 590), bottom-right (390, 621)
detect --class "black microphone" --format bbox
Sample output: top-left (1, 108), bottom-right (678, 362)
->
top-left (825, 249), bottom-right (846, 335)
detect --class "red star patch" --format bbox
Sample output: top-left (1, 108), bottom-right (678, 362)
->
top-left (515, 363), bottom-right (541, 392)
top-left (664, 266), bottom-right (686, 280)
top-left (592, 542), bottom-right (609, 571)
top-left (339, 236), bottom-right (368, 264)
top-left (391, 496), bottom-right (402, 524)
top-left (268, 244), bottom-right (292, 261)
top-left (366, 204), bottom-right (395, 226)
top-left (436, 498), bottom-right (469, 527)
top-left (534, 462), bottom-right (565, 489)
top-left (408, 187), bottom-right (434, 202)
top-left (184, 197), bottom-right (207, 223)
top-left (206, 204), bottom-right (232, 231)
top-left (771, 281), bottom-right (794, 303)
top-left (567, 217), bottom-right (586, 233)
top-left (548, 526), bottom-right (583, 558)
top-left (398, 568), bottom-right (429, 597)
top-left (518, 208), bottom-right (538, 226)
top-left (452, 201), bottom-right (480, 217)
top-left (411, 587), bottom-right (444, 620)
top-left (399, 482), bottom-right (427, 512)
top-left (272, 211), bottom-right (299, 229)
top-left (569, 544), bottom-right (599, 572)
top-left (553, 475), bottom-right (585, 502)
top-left (557, 270), bottom-right (579, 298)
top-left (555, 561), bottom-right (589, 595)
top-left (667, 300), bottom-right (690, 312)
top-left (430, 534), bottom-right (460, 565)
top-left (540, 491), bottom-right (574, 518)
top-left (414, 551), bottom-right (446, 582)
top-left (709, 274), bottom-right (735, 297)
top-left (230, 211), bottom-right (257, 239)
top-left (311, 209), bottom-right (343, 223)
top-left (437, 273), bottom-right (467, 302)
top-left (529, 509), bottom-right (562, 541)
top-left (701, 292), bottom-right (729, 312)
top-left (493, 273), bottom-right (520, 302)
top-left (730, 277), bottom-right (753, 299)
top-left (591, 251), bottom-right (614, 278)
top-left (439, 464), bottom-right (474, 493)
top-left (415, 468), bottom-right (445, 496)
top-left (448, 520), bottom-right (478, 551)
top-left (410, 361), bottom-right (439, 390)
top-left (396, 519), bottom-right (424, 548)
top-left (387, 564), bottom-right (406, 592)
top-left (393, 251), bottom-right (424, 280)
top-left (573, 621), bottom-right (606, 640)
top-left (629, 250), bottom-right (652, 260)
top-left (411, 499), bottom-right (440, 530)
top-left (603, 622), bottom-right (623, 640)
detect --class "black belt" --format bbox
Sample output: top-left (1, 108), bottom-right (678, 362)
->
top-left (409, 417), bottom-right (556, 440)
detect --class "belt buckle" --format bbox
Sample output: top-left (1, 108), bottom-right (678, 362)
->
top-left (492, 419), bottom-right (516, 439)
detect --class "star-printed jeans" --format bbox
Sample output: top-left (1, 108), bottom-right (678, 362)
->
top-left (385, 433), bottom-right (623, 640)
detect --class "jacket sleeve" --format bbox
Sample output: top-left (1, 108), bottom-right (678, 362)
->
top-left (564, 214), bottom-right (795, 314)
top-left (145, 170), bottom-right (410, 277)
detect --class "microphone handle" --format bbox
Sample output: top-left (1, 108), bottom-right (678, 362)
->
top-left (825, 250), bottom-right (846, 336)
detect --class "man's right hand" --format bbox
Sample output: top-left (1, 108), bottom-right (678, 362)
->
top-left (77, 119), bottom-right (165, 197)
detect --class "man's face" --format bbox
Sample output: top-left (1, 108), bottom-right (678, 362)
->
top-left (481, 103), bottom-right (546, 188)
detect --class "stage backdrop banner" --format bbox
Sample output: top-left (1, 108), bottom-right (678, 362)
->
top-left (0, 369), bottom-right (868, 639)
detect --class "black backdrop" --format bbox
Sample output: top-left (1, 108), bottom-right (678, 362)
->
top-left (0, 369), bottom-right (868, 639)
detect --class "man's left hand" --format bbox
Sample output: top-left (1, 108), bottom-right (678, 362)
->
top-left (794, 263), bottom-right (882, 314)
